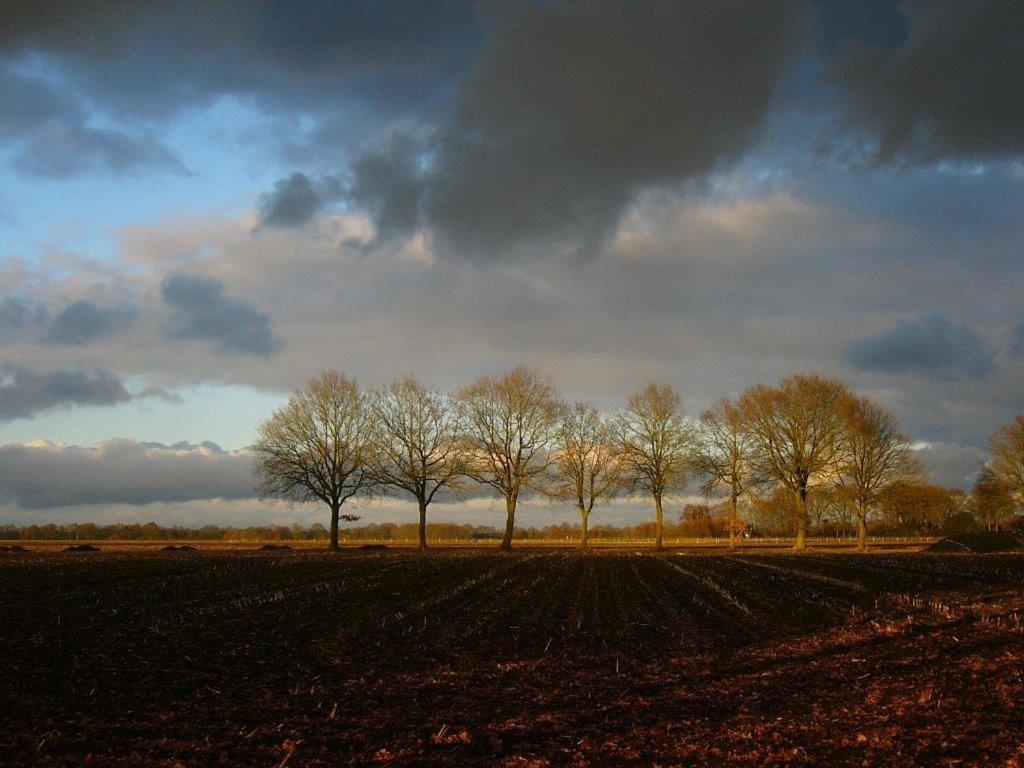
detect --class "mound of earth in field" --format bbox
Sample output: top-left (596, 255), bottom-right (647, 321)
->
top-left (0, 544), bottom-right (28, 552)
top-left (260, 543), bottom-right (292, 550)
top-left (359, 544), bottom-right (388, 551)
top-left (161, 544), bottom-right (198, 551)
top-left (927, 532), bottom-right (1024, 553)
top-left (63, 544), bottom-right (101, 552)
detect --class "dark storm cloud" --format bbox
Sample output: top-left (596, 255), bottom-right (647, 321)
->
top-left (0, 439), bottom-right (254, 509)
top-left (0, 1), bottom-right (477, 118)
top-left (0, 366), bottom-right (142, 421)
top-left (846, 314), bottom-right (996, 379)
top-left (824, 0), bottom-right (1024, 164)
top-left (256, 172), bottom-right (344, 228)
top-left (342, 2), bottom-right (796, 259)
top-left (160, 273), bottom-right (281, 357)
top-left (42, 300), bottom-right (136, 345)
top-left (346, 135), bottom-right (426, 244)
top-left (0, 297), bottom-right (48, 332)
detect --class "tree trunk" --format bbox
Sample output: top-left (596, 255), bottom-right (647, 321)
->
top-left (417, 497), bottom-right (428, 550)
top-left (794, 486), bottom-right (808, 550)
top-left (654, 493), bottom-right (664, 551)
top-left (856, 511), bottom-right (868, 553)
top-left (329, 502), bottom-right (340, 551)
top-left (729, 494), bottom-right (739, 552)
top-left (579, 507), bottom-right (589, 550)
top-left (500, 495), bottom-right (516, 551)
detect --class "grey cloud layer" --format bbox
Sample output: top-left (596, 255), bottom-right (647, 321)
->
top-left (0, 434), bottom-right (985, 519)
top-left (0, 65), bottom-right (186, 178)
top-left (0, 439), bottom-right (255, 509)
top-left (160, 273), bottom-right (281, 357)
top-left (1011, 322), bottom-right (1024, 357)
top-left (0, 297), bottom-right (48, 332)
top-left (846, 314), bottom-right (997, 380)
top-left (43, 300), bottom-right (137, 345)
top-left (0, 366), bottom-right (159, 421)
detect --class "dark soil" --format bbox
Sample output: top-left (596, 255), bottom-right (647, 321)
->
top-left (1, 550), bottom-right (1023, 766)
top-left (0, 544), bottom-right (28, 552)
top-left (259, 543), bottom-right (293, 550)
top-left (61, 544), bottom-right (101, 552)
top-left (160, 545), bottom-right (198, 551)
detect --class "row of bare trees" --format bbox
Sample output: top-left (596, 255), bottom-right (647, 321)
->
top-left (253, 367), bottom-right (1023, 552)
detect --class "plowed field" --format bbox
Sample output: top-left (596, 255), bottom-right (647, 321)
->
top-left (2, 549), bottom-right (1023, 766)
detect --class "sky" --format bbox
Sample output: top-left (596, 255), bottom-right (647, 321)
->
top-left (1, 1), bottom-right (1022, 529)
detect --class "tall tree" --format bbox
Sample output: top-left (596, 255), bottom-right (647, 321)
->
top-left (615, 383), bottom-right (694, 550)
top-left (693, 398), bottom-right (757, 550)
top-left (549, 402), bottom-right (622, 549)
top-left (737, 374), bottom-right (849, 550)
top-left (371, 375), bottom-right (467, 550)
top-left (987, 415), bottom-right (1024, 512)
top-left (457, 366), bottom-right (564, 551)
top-left (253, 370), bottom-right (376, 551)
top-left (835, 394), bottom-right (920, 551)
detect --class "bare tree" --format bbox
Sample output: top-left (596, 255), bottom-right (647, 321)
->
top-left (457, 366), bottom-right (565, 551)
top-left (549, 402), bottom-right (622, 549)
top-left (253, 370), bottom-right (377, 551)
top-left (692, 398), bottom-right (757, 550)
top-left (370, 375), bottom-right (468, 550)
top-left (737, 374), bottom-right (848, 550)
top-left (615, 383), bottom-right (694, 550)
top-left (987, 415), bottom-right (1024, 512)
top-left (835, 394), bottom-right (920, 552)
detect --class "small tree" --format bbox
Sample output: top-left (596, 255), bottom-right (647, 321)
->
top-left (679, 503), bottom-right (716, 537)
top-left (549, 402), bottom-right (622, 549)
top-left (971, 468), bottom-right (1016, 531)
top-left (738, 374), bottom-right (848, 550)
top-left (835, 394), bottom-right (920, 552)
top-left (253, 370), bottom-right (376, 551)
top-left (457, 366), bottom-right (564, 551)
top-left (615, 383), bottom-right (694, 550)
top-left (370, 375), bottom-right (467, 550)
top-left (987, 415), bottom-right (1024, 513)
top-left (692, 398), bottom-right (757, 550)
top-left (876, 481), bottom-right (955, 534)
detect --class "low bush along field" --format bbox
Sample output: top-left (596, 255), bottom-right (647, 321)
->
top-left (2, 549), bottom-right (1023, 766)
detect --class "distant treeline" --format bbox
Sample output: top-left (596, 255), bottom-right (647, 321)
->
top-left (4, 497), bottom-right (1018, 542)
